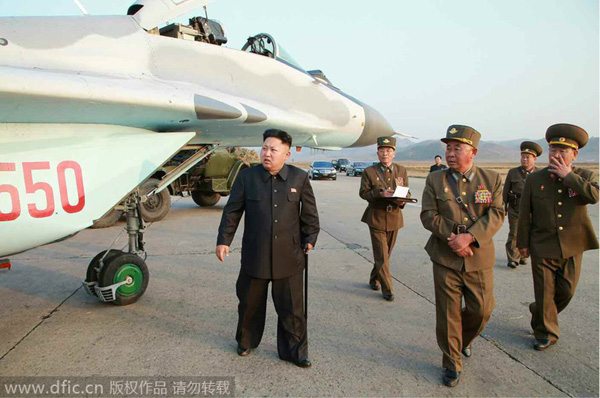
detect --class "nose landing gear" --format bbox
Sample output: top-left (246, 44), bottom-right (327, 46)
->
top-left (83, 192), bottom-right (149, 305)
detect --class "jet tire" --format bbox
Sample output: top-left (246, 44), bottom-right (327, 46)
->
top-left (86, 249), bottom-right (125, 291)
top-left (99, 253), bottom-right (149, 306)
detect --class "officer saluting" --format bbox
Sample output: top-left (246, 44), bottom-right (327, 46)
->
top-left (517, 124), bottom-right (599, 351)
top-left (502, 141), bottom-right (543, 268)
top-left (420, 125), bottom-right (505, 387)
top-left (359, 136), bottom-right (408, 302)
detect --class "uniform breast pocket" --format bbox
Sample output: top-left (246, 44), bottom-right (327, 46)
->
top-left (435, 193), bottom-right (453, 211)
top-left (288, 192), bottom-right (300, 202)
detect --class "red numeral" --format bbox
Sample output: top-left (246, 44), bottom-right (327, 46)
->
top-left (0, 160), bottom-right (86, 222)
top-left (23, 162), bottom-right (55, 218)
top-left (0, 163), bottom-right (21, 222)
top-left (57, 161), bottom-right (85, 213)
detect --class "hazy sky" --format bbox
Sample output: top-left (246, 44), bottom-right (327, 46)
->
top-left (1, 0), bottom-right (598, 141)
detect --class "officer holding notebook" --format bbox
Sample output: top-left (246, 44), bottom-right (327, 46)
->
top-left (359, 136), bottom-right (409, 302)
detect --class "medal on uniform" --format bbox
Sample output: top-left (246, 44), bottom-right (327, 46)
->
top-left (540, 185), bottom-right (544, 191)
top-left (568, 187), bottom-right (579, 197)
top-left (474, 186), bottom-right (492, 203)
top-left (290, 188), bottom-right (297, 193)
top-left (395, 177), bottom-right (404, 187)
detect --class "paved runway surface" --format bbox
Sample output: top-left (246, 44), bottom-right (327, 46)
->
top-left (1, 172), bottom-right (598, 397)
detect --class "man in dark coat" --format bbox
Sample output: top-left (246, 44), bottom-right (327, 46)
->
top-left (216, 129), bottom-right (319, 368)
top-left (215, 130), bottom-right (319, 367)
top-left (517, 123), bottom-right (599, 351)
top-left (429, 155), bottom-right (448, 173)
top-left (502, 141), bottom-right (542, 268)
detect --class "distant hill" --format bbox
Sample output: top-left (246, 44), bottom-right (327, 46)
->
top-left (289, 137), bottom-right (599, 163)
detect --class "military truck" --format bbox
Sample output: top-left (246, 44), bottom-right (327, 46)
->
top-left (93, 146), bottom-right (259, 228)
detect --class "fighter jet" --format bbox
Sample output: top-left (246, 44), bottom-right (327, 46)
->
top-left (0, 0), bottom-right (396, 305)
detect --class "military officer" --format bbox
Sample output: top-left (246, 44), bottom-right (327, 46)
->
top-left (420, 125), bottom-right (505, 387)
top-left (502, 141), bottom-right (543, 268)
top-left (359, 136), bottom-right (408, 302)
top-left (216, 129), bottom-right (320, 368)
top-left (517, 124), bottom-right (598, 351)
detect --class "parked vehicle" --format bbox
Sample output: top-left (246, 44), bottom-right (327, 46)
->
top-left (336, 158), bottom-right (350, 172)
top-left (331, 159), bottom-right (339, 170)
top-left (308, 161), bottom-right (337, 180)
top-left (346, 161), bottom-right (370, 177)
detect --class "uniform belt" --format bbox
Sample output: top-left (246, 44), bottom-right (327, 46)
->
top-left (370, 203), bottom-right (400, 212)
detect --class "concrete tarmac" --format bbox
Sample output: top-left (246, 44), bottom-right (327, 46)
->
top-left (1, 172), bottom-right (598, 397)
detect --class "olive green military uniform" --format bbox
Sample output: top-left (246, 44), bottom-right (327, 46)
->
top-left (503, 166), bottom-right (539, 263)
top-left (421, 125), bottom-right (505, 373)
top-left (360, 162), bottom-right (408, 296)
top-left (502, 141), bottom-right (543, 267)
top-left (517, 124), bottom-right (599, 344)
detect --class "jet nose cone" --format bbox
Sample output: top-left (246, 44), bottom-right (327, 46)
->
top-left (350, 103), bottom-right (395, 147)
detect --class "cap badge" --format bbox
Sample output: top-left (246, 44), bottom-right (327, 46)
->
top-left (449, 128), bottom-right (458, 134)
top-left (383, 138), bottom-right (390, 143)
top-left (559, 137), bottom-right (566, 142)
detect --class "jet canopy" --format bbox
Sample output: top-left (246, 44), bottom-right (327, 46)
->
top-left (242, 33), bottom-right (303, 72)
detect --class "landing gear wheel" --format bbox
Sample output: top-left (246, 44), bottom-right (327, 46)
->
top-left (99, 253), bottom-right (149, 306)
top-left (86, 249), bottom-right (125, 287)
top-left (139, 178), bottom-right (171, 222)
top-left (91, 208), bottom-right (123, 229)
top-left (191, 191), bottom-right (221, 207)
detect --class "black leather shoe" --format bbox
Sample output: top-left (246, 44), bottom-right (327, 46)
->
top-left (443, 369), bottom-right (461, 387)
top-left (237, 346), bottom-right (252, 356)
top-left (519, 258), bottom-right (527, 265)
top-left (507, 261), bottom-right (518, 269)
top-left (295, 358), bottom-right (312, 368)
top-left (383, 294), bottom-right (394, 302)
top-left (370, 283), bottom-right (381, 291)
top-left (534, 339), bottom-right (556, 351)
top-left (462, 345), bottom-right (472, 357)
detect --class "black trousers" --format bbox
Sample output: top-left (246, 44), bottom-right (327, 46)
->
top-left (235, 270), bottom-right (307, 362)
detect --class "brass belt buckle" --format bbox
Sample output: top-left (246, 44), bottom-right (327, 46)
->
top-left (386, 204), bottom-right (394, 212)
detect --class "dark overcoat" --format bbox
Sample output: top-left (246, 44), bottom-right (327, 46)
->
top-left (217, 164), bottom-right (320, 279)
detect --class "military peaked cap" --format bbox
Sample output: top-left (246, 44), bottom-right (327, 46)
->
top-left (377, 136), bottom-right (396, 150)
top-left (545, 123), bottom-right (588, 150)
top-left (520, 141), bottom-right (543, 157)
top-left (441, 125), bottom-right (481, 149)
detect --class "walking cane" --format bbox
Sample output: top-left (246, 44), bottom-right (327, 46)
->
top-left (304, 248), bottom-right (308, 321)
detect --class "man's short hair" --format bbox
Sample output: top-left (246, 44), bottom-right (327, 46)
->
top-left (263, 129), bottom-right (292, 148)
top-left (435, 155), bottom-right (442, 160)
